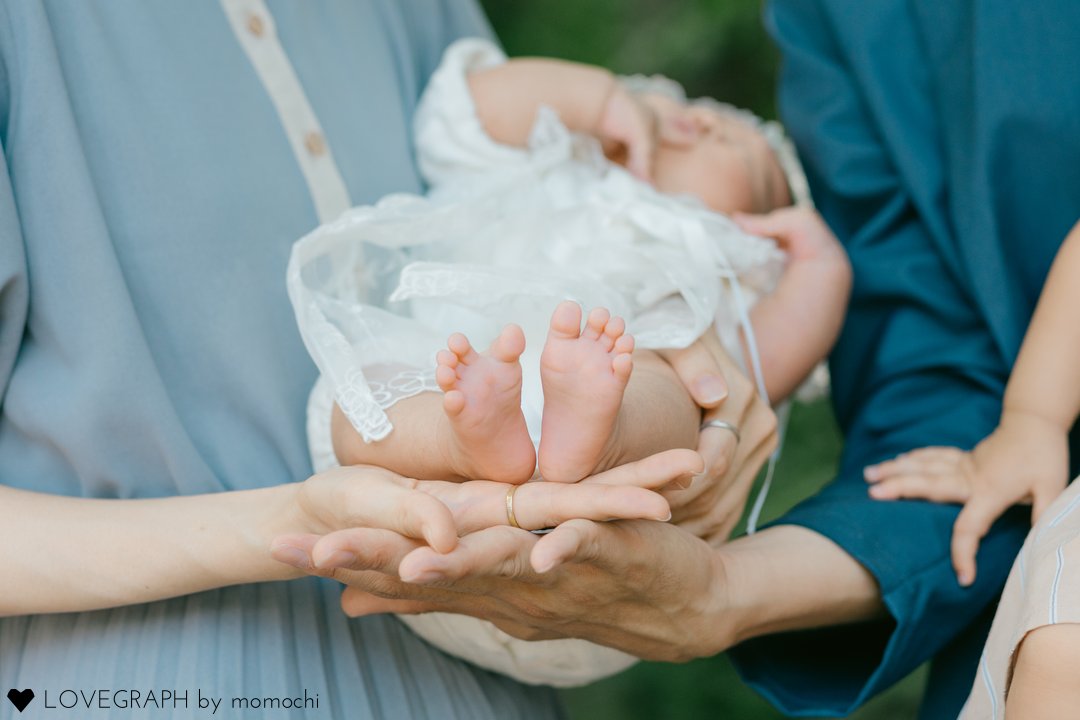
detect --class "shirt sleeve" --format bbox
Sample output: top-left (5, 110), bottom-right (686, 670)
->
top-left (0, 41), bottom-right (29, 416)
top-left (725, 1), bottom-right (1030, 716)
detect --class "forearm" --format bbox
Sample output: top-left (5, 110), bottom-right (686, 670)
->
top-left (0, 483), bottom-right (303, 616)
top-left (746, 261), bottom-right (849, 402)
top-left (467, 59), bottom-right (614, 147)
top-left (1002, 221), bottom-right (1080, 430)
top-left (701, 525), bottom-right (885, 653)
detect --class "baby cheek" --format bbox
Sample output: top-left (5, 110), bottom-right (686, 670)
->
top-left (699, 161), bottom-right (757, 215)
top-left (655, 152), bottom-right (754, 214)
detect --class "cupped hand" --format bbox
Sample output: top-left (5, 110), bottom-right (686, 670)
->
top-left (331, 516), bottom-right (731, 662)
top-left (864, 410), bottom-right (1070, 586)
top-left (658, 330), bottom-right (778, 545)
top-left (271, 450), bottom-right (701, 576)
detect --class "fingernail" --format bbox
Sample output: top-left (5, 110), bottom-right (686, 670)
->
top-left (533, 558), bottom-right (556, 574)
top-left (864, 467), bottom-right (879, 481)
top-left (656, 511), bottom-right (673, 522)
top-left (403, 570), bottom-right (443, 585)
top-left (958, 573), bottom-right (973, 587)
top-left (271, 545), bottom-right (311, 570)
top-left (318, 550), bottom-right (356, 569)
top-left (868, 485), bottom-right (887, 499)
top-left (694, 376), bottom-right (728, 404)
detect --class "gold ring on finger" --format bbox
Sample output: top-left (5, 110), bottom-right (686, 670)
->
top-left (505, 484), bottom-right (522, 529)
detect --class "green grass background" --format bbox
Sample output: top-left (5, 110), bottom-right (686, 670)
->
top-left (478, 2), bottom-right (927, 717)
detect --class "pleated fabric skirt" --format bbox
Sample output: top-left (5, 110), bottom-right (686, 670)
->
top-left (0, 578), bottom-right (563, 719)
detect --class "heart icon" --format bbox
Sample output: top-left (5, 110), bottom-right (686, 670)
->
top-left (6, 689), bottom-right (35, 713)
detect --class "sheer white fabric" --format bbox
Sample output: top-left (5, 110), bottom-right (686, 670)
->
top-left (288, 38), bottom-right (785, 445)
top-left (290, 37), bottom-right (786, 686)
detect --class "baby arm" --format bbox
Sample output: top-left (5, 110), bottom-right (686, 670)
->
top-left (865, 219), bottom-right (1080, 584)
top-left (733, 207), bottom-right (852, 403)
top-left (467, 58), bottom-right (693, 179)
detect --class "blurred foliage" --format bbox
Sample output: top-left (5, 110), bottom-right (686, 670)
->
top-left (480, 2), bottom-right (927, 717)
top-left (482, 0), bottom-right (780, 119)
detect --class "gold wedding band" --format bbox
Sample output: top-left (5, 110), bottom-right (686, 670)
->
top-left (700, 419), bottom-right (741, 444)
top-left (505, 484), bottom-right (522, 529)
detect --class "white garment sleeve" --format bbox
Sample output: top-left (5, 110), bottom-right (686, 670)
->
top-left (414, 38), bottom-right (535, 187)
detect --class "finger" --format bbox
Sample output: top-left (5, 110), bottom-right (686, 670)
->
top-left (581, 448), bottom-right (704, 490)
top-left (952, 498), bottom-right (1008, 586)
top-left (1031, 485), bottom-right (1058, 523)
top-left (625, 105), bottom-right (658, 180)
top-left (514, 481), bottom-right (673, 528)
top-left (657, 344), bottom-right (729, 408)
top-left (867, 473), bottom-right (970, 503)
top-left (864, 452), bottom-right (964, 482)
top-left (530, 518), bottom-right (625, 574)
top-left (270, 533), bottom-right (321, 572)
top-left (398, 525), bottom-right (539, 585)
top-left (731, 207), bottom-right (807, 241)
top-left (684, 419), bottom-right (776, 538)
top-left (340, 587), bottom-right (443, 617)
top-left (661, 430), bottom-right (733, 515)
top-left (696, 417), bottom-right (738, 473)
top-left (337, 473), bottom-right (458, 553)
top-left (423, 477), bottom-right (674, 533)
top-left (309, 527), bottom-right (423, 573)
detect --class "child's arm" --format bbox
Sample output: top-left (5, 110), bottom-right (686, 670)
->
top-left (467, 59), bottom-right (694, 179)
top-left (732, 207), bottom-right (852, 403)
top-left (865, 219), bottom-right (1080, 585)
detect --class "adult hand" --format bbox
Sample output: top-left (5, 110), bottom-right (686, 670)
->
top-left (658, 330), bottom-right (779, 545)
top-left (272, 450), bottom-right (701, 575)
top-left (329, 517), bottom-right (732, 662)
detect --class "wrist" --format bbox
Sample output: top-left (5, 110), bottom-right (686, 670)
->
top-left (999, 403), bottom-right (1072, 435)
top-left (234, 483), bottom-right (309, 582)
top-left (684, 546), bottom-right (745, 658)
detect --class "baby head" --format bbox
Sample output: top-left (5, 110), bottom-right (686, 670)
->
top-left (652, 102), bottom-right (792, 214)
top-left (622, 80), bottom-right (809, 215)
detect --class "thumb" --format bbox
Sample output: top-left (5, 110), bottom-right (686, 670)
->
top-left (951, 497), bottom-right (1004, 587)
top-left (659, 344), bottom-right (728, 408)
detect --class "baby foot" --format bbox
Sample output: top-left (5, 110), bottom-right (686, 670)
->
top-left (436, 325), bottom-right (536, 483)
top-left (538, 302), bottom-right (635, 483)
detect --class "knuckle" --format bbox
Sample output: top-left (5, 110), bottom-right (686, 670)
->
top-left (760, 407), bottom-right (779, 436)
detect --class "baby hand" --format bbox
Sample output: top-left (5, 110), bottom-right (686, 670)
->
top-left (597, 86), bottom-right (698, 181)
top-left (733, 207), bottom-right (847, 267)
top-left (863, 410), bottom-right (1070, 586)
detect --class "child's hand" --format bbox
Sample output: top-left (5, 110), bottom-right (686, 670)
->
top-left (597, 86), bottom-right (698, 181)
top-left (863, 411), bottom-right (1070, 586)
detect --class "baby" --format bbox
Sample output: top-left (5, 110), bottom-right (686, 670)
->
top-left (288, 39), bottom-right (849, 685)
